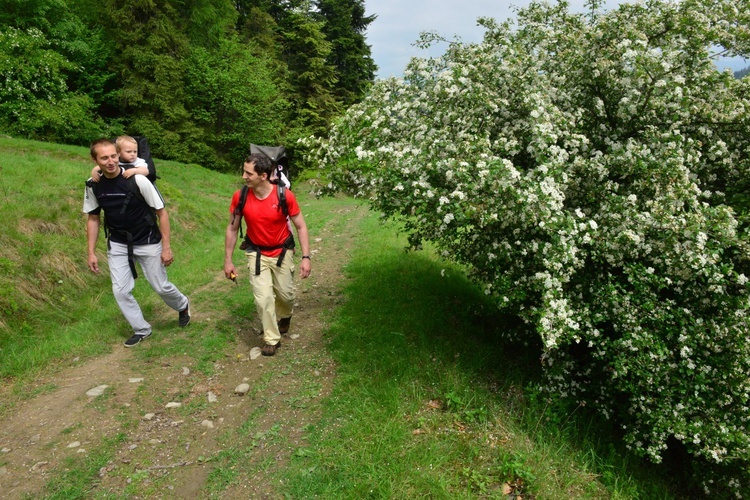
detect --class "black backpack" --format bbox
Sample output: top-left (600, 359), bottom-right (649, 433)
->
top-left (87, 175), bottom-right (159, 279)
top-left (233, 184), bottom-right (294, 275)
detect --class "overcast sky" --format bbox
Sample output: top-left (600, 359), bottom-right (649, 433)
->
top-left (363, 0), bottom-right (748, 79)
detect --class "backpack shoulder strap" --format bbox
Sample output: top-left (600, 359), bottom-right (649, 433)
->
top-left (126, 175), bottom-right (144, 198)
top-left (120, 175), bottom-right (147, 215)
top-left (86, 178), bottom-right (99, 197)
top-left (234, 185), bottom-right (249, 240)
top-left (236, 185), bottom-right (249, 215)
top-left (278, 185), bottom-right (288, 217)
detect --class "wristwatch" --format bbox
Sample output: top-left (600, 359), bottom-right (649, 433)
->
top-left (302, 255), bottom-right (311, 260)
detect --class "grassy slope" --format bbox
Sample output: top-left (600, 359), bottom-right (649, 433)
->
top-left (0, 136), bottom-right (238, 381)
top-left (0, 137), bottom-right (678, 498)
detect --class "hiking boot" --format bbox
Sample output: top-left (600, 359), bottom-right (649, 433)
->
top-left (261, 342), bottom-right (281, 356)
top-left (124, 332), bottom-right (152, 348)
top-left (179, 299), bottom-right (191, 327)
top-left (277, 317), bottom-right (291, 334)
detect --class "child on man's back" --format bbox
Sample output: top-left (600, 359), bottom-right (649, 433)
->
top-left (90, 135), bottom-right (149, 182)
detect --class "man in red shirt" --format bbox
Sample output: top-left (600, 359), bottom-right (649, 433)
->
top-left (224, 153), bottom-right (311, 356)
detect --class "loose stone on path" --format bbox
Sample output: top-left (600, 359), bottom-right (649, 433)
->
top-left (86, 385), bottom-right (108, 397)
top-left (31, 461), bottom-right (49, 472)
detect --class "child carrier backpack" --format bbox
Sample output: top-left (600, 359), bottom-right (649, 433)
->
top-left (132, 135), bottom-right (158, 184)
top-left (250, 144), bottom-right (290, 188)
top-left (86, 175), bottom-right (159, 279)
top-left (237, 144), bottom-right (292, 226)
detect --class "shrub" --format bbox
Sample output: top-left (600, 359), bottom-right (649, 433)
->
top-left (0, 26), bottom-right (106, 143)
top-left (303, 0), bottom-right (750, 493)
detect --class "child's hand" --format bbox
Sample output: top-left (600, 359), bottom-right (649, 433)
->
top-left (122, 169), bottom-right (135, 179)
top-left (90, 167), bottom-right (102, 182)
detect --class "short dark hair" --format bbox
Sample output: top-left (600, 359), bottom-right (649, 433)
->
top-left (90, 138), bottom-right (115, 159)
top-left (245, 153), bottom-right (273, 177)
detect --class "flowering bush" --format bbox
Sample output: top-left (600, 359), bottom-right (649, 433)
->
top-left (303, 0), bottom-right (750, 491)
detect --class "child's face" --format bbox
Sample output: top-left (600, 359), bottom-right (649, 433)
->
top-left (118, 142), bottom-right (139, 163)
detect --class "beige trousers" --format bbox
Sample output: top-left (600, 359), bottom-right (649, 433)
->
top-left (247, 251), bottom-right (295, 345)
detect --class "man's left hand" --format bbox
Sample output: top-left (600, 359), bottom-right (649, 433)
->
top-left (299, 258), bottom-right (311, 279)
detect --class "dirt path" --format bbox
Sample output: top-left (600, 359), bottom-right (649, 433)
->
top-left (0, 201), bottom-right (368, 499)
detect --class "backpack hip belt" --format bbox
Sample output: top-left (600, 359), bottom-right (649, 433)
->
top-left (106, 217), bottom-right (156, 280)
top-left (244, 233), bottom-right (296, 275)
top-left (91, 176), bottom-right (159, 280)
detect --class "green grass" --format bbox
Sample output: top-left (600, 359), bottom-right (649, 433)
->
top-left (0, 136), bottom-right (240, 386)
top-left (281, 214), bottom-right (678, 498)
top-left (43, 433), bottom-right (128, 499)
top-left (0, 136), bottom-right (685, 498)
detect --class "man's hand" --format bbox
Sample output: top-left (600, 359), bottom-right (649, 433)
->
top-left (88, 254), bottom-right (99, 273)
top-left (224, 262), bottom-right (237, 281)
top-left (162, 247), bottom-right (174, 266)
top-left (299, 258), bottom-right (311, 279)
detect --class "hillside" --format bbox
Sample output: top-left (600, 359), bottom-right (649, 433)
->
top-left (0, 138), bottom-right (682, 498)
top-left (0, 136), bottom-right (368, 497)
top-left (0, 136), bottom-right (236, 372)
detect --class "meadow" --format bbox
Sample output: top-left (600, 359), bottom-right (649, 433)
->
top-left (0, 137), bottom-right (685, 497)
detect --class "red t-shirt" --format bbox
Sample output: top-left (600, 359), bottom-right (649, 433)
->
top-left (229, 187), bottom-right (300, 257)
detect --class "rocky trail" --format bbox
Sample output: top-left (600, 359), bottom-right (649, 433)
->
top-left (0, 202), bottom-right (368, 499)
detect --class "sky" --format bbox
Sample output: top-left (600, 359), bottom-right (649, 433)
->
top-left (363, 0), bottom-right (748, 79)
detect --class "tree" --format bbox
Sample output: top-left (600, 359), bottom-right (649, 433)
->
top-left (175, 0), bottom-right (238, 49)
top-left (0, 0), bottom-right (358, 168)
top-left (234, 0), bottom-right (340, 140)
top-left (316, 0), bottom-right (377, 105)
top-left (304, 0), bottom-right (750, 493)
top-left (280, 7), bottom-right (340, 136)
top-left (185, 36), bottom-right (289, 170)
top-left (0, 0), bottom-right (108, 142)
top-left (98, 0), bottom-right (199, 161)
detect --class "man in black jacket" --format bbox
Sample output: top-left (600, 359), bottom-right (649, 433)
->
top-left (83, 138), bottom-right (190, 347)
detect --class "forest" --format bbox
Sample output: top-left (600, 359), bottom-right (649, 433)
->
top-left (0, 0), bottom-right (375, 171)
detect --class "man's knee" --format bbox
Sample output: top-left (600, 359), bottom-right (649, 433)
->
top-left (253, 288), bottom-right (274, 308)
top-left (276, 287), bottom-right (295, 304)
top-left (112, 281), bottom-right (133, 301)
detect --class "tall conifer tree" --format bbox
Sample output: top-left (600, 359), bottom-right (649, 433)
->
top-left (316, 0), bottom-right (376, 105)
top-left (100, 0), bottom-right (199, 160)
